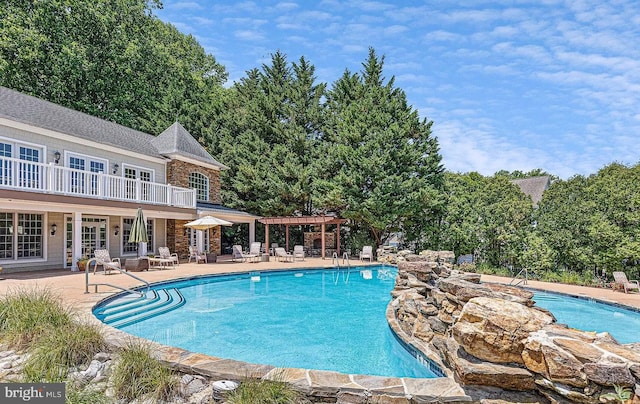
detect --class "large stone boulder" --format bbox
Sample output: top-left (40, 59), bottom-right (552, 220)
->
top-left (452, 297), bottom-right (555, 364)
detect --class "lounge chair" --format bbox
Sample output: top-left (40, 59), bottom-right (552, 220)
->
top-left (612, 271), bottom-right (640, 293)
top-left (360, 245), bottom-right (373, 262)
top-left (158, 247), bottom-right (179, 266)
top-left (232, 245), bottom-right (258, 263)
top-left (188, 245), bottom-right (207, 264)
top-left (274, 247), bottom-right (294, 262)
top-left (293, 245), bottom-right (305, 261)
top-left (93, 249), bottom-right (122, 275)
top-left (249, 242), bottom-right (262, 257)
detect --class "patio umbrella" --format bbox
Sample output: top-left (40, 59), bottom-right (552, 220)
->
top-left (184, 215), bottom-right (233, 230)
top-left (128, 207), bottom-right (148, 256)
top-left (184, 216), bottom-right (233, 255)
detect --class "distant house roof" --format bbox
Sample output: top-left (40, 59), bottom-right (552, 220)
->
top-left (0, 86), bottom-right (225, 169)
top-left (511, 176), bottom-right (551, 205)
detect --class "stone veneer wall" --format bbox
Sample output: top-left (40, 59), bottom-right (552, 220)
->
top-left (166, 160), bottom-right (222, 257)
top-left (303, 232), bottom-right (335, 249)
top-left (390, 251), bottom-right (640, 403)
top-left (166, 160), bottom-right (221, 204)
top-left (168, 220), bottom-right (222, 257)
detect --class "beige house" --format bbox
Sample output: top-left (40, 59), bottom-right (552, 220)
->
top-left (0, 86), bottom-right (257, 273)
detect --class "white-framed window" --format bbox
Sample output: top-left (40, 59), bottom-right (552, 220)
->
top-left (0, 212), bottom-right (44, 260)
top-left (65, 152), bottom-right (107, 194)
top-left (189, 172), bottom-right (209, 201)
top-left (122, 164), bottom-right (154, 200)
top-left (122, 218), bottom-right (154, 254)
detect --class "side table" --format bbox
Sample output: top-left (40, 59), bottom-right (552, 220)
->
top-left (125, 257), bottom-right (149, 272)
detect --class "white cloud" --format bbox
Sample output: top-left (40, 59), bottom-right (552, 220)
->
top-left (169, 1), bottom-right (203, 10)
top-left (384, 25), bottom-right (408, 35)
top-left (234, 30), bottom-right (265, 41)
top-left (275, 2), bottom-right (299, 11)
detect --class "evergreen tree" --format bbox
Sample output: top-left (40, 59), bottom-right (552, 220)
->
top-left (318, 48), bottom-right (445, 248)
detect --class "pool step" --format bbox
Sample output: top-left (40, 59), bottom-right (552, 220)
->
top-left (95, 288), bottom-right (186, 328)
top-left (94, 290), bottom-right (162, 317)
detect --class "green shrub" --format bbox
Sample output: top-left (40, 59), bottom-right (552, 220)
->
top-left (474, 263), bottom-right (512, 277)
top-left (23, 321), bottom-right (105, 382)
top-left (456, 262), bottom-right (476, 273)
top-left (0, 287), bottom-right (72, 348)
top-left (536, 270), bottom-right (562, 283)
top-left (225, 376), bottom-right (305, 404)
top-left (111, 340), bottom-right (179, 402)
top-left (559, 270), bottom-right (583, 285)
top-left (65, 385), bottom-right (111, 404)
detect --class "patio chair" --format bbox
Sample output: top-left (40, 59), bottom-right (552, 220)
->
top-left (274, 247), bottom-right (294, 262)
top-left (612, 271), bottom-right (640, 293)
top-left (249, 242), bottom-right (262, 256)
top-left (188, 245), bottom-right (207, 264)
top-left (270, 243), bottom-right (279, 256)
top-left (293, 245), bottom-right (305, 261)
top-left (360, 245), bottom-right (373, 262)
top-left (93, 249), bottom-right (121, 275)
top-left (232, 245), bottom-right (258, 263)
top-left (158, 247), bottom-right (179, 266)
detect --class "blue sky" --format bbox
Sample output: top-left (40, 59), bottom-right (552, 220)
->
top-left (154, 1), bottom-right (640, 179)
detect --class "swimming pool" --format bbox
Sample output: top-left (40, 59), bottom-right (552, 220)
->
top-left (95, 266), bottom-right (439, 378)
top-left (533, 291), bottom-right (640, 343)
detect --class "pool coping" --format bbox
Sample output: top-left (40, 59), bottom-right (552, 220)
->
top-left (89, 266), bottom-right (471, 402)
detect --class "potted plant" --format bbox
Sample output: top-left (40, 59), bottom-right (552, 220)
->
top-left (76, 256), bottom-right (88, 271)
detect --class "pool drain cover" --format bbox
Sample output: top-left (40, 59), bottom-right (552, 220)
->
top-left (212, 380), bottom-right (239, 399)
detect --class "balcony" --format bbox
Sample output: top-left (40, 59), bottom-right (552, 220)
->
top-left (0, 157), bottom-right (196, 208)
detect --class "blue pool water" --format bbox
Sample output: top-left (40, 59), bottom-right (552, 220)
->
top-left (102, 266), bottom-right (439, 378)
top-left (533, 291), bottom-right (640, 343)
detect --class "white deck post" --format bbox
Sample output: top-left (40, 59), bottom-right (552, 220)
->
top-left (72, 212), bottom-right (82, 271)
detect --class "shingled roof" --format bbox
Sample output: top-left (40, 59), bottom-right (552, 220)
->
top-left (511, 176), bottom-right (550, 205)
top-left (153, 122), bottom-right (228, 169)
top-left (0, 86), bottom-right (226, 169)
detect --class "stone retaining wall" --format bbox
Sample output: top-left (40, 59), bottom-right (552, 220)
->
top-left (389, 251), bottom-right (640, 403)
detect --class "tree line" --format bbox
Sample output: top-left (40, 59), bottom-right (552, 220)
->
top-left (2, 0), bottom-right (639, 279)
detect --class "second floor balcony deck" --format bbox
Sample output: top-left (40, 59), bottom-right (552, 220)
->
top-left (0, 157), bottom-right (196, 208)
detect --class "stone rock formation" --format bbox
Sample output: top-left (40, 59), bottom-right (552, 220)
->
top-left (388, 250), bottom-right (640, 403)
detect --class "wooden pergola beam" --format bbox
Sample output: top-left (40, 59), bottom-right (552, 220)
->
top-left (258, 216), bottom-right (347, 259)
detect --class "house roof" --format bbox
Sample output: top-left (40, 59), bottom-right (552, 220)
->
top-left (0, 86), bottom-right (225, 168)
top-left (153, 122), bottom-right (228, 169)
top-left (197, 202), bottom-right (260, 219)
top-left (511, 176), bottom-right (550, 205)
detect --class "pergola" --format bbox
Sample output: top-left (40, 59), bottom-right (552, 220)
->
top-left (258, 216), bottom-right (347, 259)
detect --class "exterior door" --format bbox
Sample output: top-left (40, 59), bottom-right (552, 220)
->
top-left (65, 216), bottom-right (107, 267)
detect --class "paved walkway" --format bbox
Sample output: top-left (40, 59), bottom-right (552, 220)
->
top-left (480, 273), bottom-right (640, 309)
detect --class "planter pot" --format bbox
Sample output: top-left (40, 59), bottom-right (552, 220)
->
top-left (206, 253), bottom-right (217, 263)
top-left (77, 261), bottom-right (87, 272)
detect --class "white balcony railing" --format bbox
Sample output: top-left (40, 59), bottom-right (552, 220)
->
top-left (0, 157), bottom-right (196, 208)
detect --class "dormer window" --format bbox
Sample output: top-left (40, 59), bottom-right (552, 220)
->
top-left (189, 172), bottom-right (209, 201)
